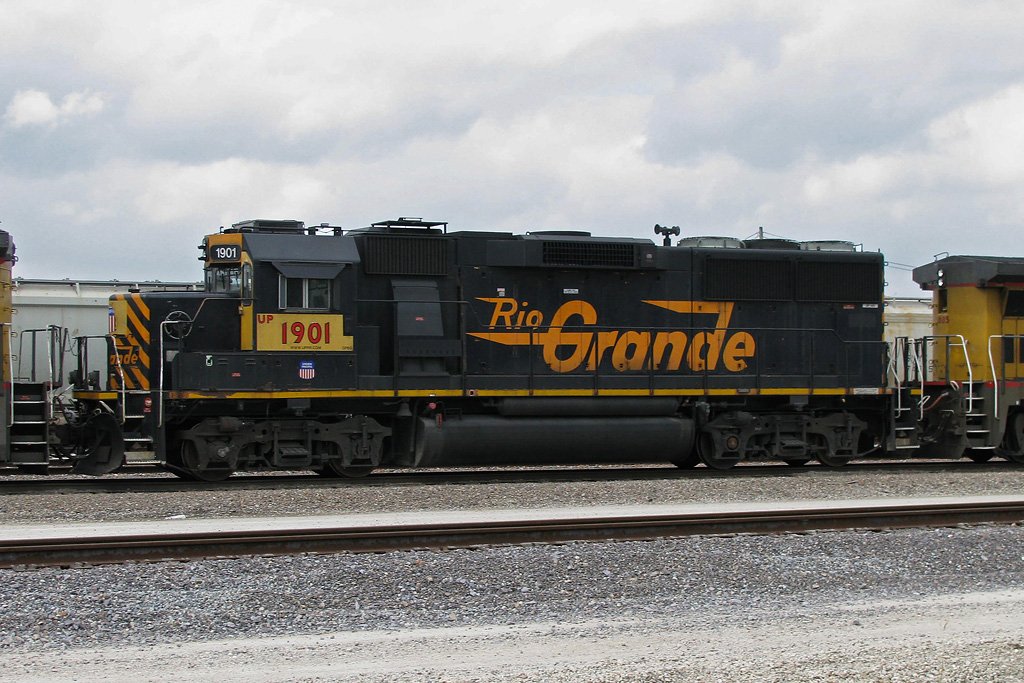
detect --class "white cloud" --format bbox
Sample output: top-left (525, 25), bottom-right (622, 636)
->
top-left (801, 83), bottom-right (1024, 211)
top-left (926, 84), bottom-right (1024, 186)
top-left (4, 90), bottom-right (59, 127)
top-left (4, 89), bottom-right (105, 128)
top-left (3, 0), bottom-right (1024, 295)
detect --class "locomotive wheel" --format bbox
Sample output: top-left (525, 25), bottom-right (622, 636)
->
top-left (966, 450), bottom-right (994, 463)
top-left (806, 433), bottom-right (848, 467)
top-left (815, 441), bottom-right (850, 467)
top-left (670, 447), bottom-right (701, 469)
top-left (316, 462), bottom-right (376, 477)
top-left (817, 452), bottom-right (851, 467)
top-left (1000, 411), bottom-right (1024, 464)
top-left (313, 443), bottom-right (377, 477)
top-left (175, 441), bottom-right (233, 482)
top-left (697, 432), bottom-right (739, 470)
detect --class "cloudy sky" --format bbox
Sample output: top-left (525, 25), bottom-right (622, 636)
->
top-left (2, 1), bottom-right (1023, 295)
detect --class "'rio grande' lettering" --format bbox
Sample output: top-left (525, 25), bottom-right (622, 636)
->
top-left (469, 298), bottom-right (756, 374)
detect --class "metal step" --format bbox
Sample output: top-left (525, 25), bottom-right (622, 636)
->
top-left (125, 450), bottom-right (158, 464)
top-left (10, 437), bottom-right (47, 445)
top-left (9, 451), bottom-right (48, 465)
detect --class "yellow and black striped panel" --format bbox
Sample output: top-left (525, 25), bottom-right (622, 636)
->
top-left (108, 293), bottom-right (152, 390)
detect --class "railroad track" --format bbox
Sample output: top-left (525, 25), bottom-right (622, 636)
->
top-left (0, 460), bottom-right (1020, 496)
top-left (2, 497), bottom-right (1023, 569)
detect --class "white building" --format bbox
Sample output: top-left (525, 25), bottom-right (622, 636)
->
top-left (11, 278), bottom-right (200, 384)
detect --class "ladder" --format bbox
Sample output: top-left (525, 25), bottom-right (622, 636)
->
top-left (8, 381), bottom-right (51, 469)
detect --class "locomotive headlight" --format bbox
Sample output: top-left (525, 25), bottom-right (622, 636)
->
top-left (937, 268), bottom-right (944, 287)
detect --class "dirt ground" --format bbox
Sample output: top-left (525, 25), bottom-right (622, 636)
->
top-left (5, 587), bottom-right (1024, 682)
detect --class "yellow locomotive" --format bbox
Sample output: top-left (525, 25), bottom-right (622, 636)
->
top-left (912, 256), bottom-right (1024, 462)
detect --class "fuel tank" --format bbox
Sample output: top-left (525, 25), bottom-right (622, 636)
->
top-left (414, 415), bottom-right (695, 466)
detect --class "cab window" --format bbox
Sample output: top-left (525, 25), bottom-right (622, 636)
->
top-left (279, 276), bottom-right (331, 310)
top-left (241, 264), bottom-right (253, 300)
top-left (206, 266), bottom-right (242, 294)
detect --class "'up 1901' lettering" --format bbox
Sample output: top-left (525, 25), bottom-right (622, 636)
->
top-left (468, 298), bottom-right (756, 374)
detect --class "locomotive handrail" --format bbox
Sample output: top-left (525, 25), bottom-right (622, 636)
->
top-left (16, 325), bottom-right (64, 386)
top-left (14, 325), bottom-right (67, 422)
top-left (111, 333), bottom-right (127, 424)
top-left (1, 322), bottom-right (12, 427)
top-left (920, 335), bottom-right (975, 416)
top-left (158, 317), bottom-right (188, 428)
top-left (886, 338), bottom-right (897, 385)
top-left (887, 336), bottom-right (925, 417)
top-left (73, 334), bottom-right (129, 423)
top-left (372, 295), bottom-right (886, 397)
top-left (886, 338), bottom-right (902, 413)
top-left (527, 322), bottom-right (883, 394)
top-left (987, 334), bottom-right (1024, 420)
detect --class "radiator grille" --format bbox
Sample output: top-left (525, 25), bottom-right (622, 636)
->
top-left (364, 236), bottom-right (447, 276)
top-left (705, 257), bottom-right (882, 302)
top-left (542, 241), bottom-right (636, 268)
top-left (796, 261), bottom-right (881, 302)
top-left (705, 258), bottom-right (793, 300)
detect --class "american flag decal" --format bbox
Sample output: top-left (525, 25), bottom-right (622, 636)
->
top-left (298, 360), bottom-right (315, 380)
top-left (108, 307), bottom-right (115, 333)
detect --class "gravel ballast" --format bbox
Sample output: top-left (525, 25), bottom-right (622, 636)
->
top-left (3, 466), bottom-right (1024, 680)
top-left (2, 524), bottom-right (1024, 681)
top-left (2, 465), bottom-right (1024, 524)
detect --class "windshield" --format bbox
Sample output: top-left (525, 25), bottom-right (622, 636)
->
top-left (206, 266), bottom-right (242, 294)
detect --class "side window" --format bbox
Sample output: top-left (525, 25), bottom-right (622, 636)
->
top-left (1005, 291), bottom-right (1024, 317)
top-left (307, 279), bottom-right (330, 309)
top-left (241, 264), bottom-right (253, 300)
top-left (279, 276), bottom-right (330, 310)
top-left (282, 277), bottom-right (304, 308)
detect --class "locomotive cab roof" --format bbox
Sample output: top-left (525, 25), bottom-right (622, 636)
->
top-left (227, 219), bottom-right (306, 234)
top-left (244, 231), bottom-right (360, 269)
top-left (913, 255), bottom-right (1024, 290)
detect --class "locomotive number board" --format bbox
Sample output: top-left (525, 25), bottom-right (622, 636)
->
top-left (255, 313), bottom-right (353, 351)
top-left (208, 244), bottom-right (241, 262)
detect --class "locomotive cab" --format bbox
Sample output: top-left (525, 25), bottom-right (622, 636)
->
top-left (913, 256), bottom-right (1024, 462)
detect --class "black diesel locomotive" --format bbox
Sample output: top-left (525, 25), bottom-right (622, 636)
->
top-left (4, 219), bottom-right (1024, 479)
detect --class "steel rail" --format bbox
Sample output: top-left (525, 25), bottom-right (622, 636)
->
top-left (1, 460), bottom-right (1021, 496)
top-left (2, 499), bottom-right (1023, 569)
